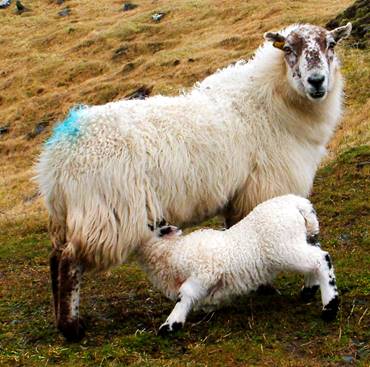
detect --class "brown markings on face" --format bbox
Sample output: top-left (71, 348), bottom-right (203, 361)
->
top-left (284, 26), bottom-right (332, 72)
top-left (305, 28), bottom-right (328, 70)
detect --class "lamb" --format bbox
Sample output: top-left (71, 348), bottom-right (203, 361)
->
top-left (139, 195), bottom-right (339, 334)
top-left (36, 23), bottom-right (351, 341)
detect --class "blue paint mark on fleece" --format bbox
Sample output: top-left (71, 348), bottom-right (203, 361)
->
top-left (46, 105), bottom-right (88, 146)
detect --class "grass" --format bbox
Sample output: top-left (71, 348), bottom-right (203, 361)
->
top-left (0, 148), bottom-right (369, 366)
top-left (0, 0), bottom-right (369, 366)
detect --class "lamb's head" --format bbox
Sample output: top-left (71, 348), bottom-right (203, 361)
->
top-left (148, 220), bottom-right (182, 239)
top-left (264, 23), bottom-right (351, 101)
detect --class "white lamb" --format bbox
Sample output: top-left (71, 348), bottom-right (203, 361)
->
top-left (36, 22), bottom-right (350, 340)
top-left (139, 195), bottom-right (339, 334)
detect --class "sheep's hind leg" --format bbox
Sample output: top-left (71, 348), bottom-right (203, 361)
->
top-left (158, 278), bottom-right (207, 335)
top-left (57, 247), bottom-right (85, 342)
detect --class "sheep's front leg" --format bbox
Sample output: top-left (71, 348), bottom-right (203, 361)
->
top-left (57, 247), bottom-right (85, 342)
top-left (158, 278), bottom-right (207, 335)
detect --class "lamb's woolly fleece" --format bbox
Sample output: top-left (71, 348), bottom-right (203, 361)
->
top-left (36, 24), bottom-right (344, 270)
top-left (137, 195), bottom-right (319, 305)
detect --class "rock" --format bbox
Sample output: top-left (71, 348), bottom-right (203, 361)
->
top-left (339, 233), bottom-right (350, 242)
top-left (56, 0), bottom-right (64, 4)
top-left (15, 0), bottom-right (30, 14)
top-left (326, 0), bottom-right (369, 49)
top-left (0, 125), bottom-right (9, 135)
top-left (122, 2), bottom-right (137, 11)
top-left (126, 86), bottom-right (152, 100)
top-left (342, 355), bottom-right (355, 363)
top-left (121, 62), bottom-right (135, 73)
top-left (26, 121), bottom-right (49, 139)
top-left (112, 45), bottom-right (129, 60)
top-left (0, 0), bottom-right (11, 9)
top-left (152, 12), bottom-right (165, 22)
top-left (58, 7), bottom-right (70, 16)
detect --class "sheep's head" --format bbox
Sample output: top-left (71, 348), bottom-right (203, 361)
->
top-left (264, 23), bottom-right (351, 101)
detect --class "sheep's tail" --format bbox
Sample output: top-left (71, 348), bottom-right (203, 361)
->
top-left (296, 197), bottom-right (320, 245)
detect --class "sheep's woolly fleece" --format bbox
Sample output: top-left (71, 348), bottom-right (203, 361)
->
top-left (36, 24), bottom-right (344, 270)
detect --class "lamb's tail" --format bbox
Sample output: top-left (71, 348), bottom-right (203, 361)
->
top-left (296, 197), bottom-right (320, 245)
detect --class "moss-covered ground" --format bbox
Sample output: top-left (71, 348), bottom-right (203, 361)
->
top-left (1, 146), bottom-right (369, 366)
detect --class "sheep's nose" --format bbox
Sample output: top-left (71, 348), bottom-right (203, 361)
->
top-left (307, 74), bottom-right (325, 89)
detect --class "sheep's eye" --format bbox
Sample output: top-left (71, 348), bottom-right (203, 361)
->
top-left (328, 41), bottom-right (336, 49)
top-left (283, 46), bottom-right (293, 54)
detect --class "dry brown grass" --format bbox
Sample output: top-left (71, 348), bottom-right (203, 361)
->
top-left (0, 0), bottom-right (367, 235)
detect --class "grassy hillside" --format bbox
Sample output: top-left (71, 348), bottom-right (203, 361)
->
top-left (0, 0), bottom-right (369, 366)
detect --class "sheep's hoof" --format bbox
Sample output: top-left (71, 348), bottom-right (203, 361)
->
top-left (321, 296), bottom-right (339, 322)
top-left (300, 285), bottom-right (319, 302)
top-left (256, 284), bottom-right (280, 295)
top-left (158, 321), bottom-right (183, 336)
top-left (58, 317), bottom-right (86, 342)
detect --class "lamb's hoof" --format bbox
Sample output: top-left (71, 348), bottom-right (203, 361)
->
top-left (58, 318), bottom-right (86, 342)
top-left (301, 285), bottom-right (319, 302)
top-left (158, 321), bottom-right (183, 336)
top-left (321, 296), bottom-right (339, 322)
top-left (257, 284), bottom-right (279, 295)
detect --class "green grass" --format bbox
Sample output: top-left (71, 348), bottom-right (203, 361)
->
top-left (0, 145), bottom-right (369, 366)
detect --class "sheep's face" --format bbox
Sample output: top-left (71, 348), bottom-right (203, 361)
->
top-left (264, 23), bottom-right (351, 101)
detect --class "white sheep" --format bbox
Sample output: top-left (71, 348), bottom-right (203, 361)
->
top-left (139, 195), bottom-right (339, 334)
top-left (36, 23), bottom-right (350, 340)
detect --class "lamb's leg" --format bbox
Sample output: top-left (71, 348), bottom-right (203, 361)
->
top-left (158, 278), bottom-right (207, 335)
top-left (57, 247), bottom-right (85, 342)
top-left (286, 245), bottom-right (339, 321)
top-left (50, 248), bottom-right (61, 319)
top-left (301, 272), bottom-right (320, 302)
top-left (316, 252), bottom-right (339, 321)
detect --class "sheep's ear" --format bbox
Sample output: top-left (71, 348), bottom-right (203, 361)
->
top-left (330, 22), bottom-right (352, 42)
top-left (264, 32), bottom-right (286, 50)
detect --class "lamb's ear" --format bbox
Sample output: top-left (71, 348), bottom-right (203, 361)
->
top-left (330, 22), bottom-right (352, 42)
top-left (264, 32), bottom-right (286, 50)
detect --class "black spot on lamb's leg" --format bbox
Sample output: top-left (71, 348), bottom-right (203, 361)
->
top-left (171, 322), bottom-right (183, 332)
top-left (325, 254), bottom-right (332, 269)
top-left (158, 323), bottom-right (171, 336)
top-left (57, 250), bottom-right (85, 342)
top-left (50, 249), bottom-right (61, 320)
top-left (306, 234), bottom-right (320, 246)
top-left (301, 285), bottom-right (319, 302)
top-left (321, 295), bottom-right (340, 321)
top-left (318, 252), bottom-right (339, 321)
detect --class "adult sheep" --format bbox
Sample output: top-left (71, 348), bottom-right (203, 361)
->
top-left (36, 22), bottom-right (351, 341)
